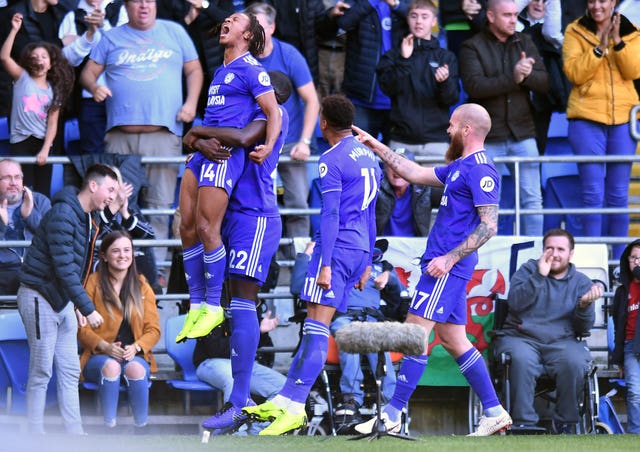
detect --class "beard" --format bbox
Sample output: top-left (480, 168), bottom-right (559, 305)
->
top-left (445, 131), bottom-right (464, 162)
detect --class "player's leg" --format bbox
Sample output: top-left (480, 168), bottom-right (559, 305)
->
top-left (175, 161), bottom-right (206, 342)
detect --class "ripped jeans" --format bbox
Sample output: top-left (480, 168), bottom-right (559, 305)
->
top-left (83, 355), bottom-right (151, 427)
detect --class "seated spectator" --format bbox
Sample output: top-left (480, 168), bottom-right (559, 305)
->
top-left (377, 0), bottom-right (459, 161)
top-left (291, 239), bottom-right (406, 429)
top-left (59, 0), bottom-right (128, 154)
top-left (78, 230), bottom-right (161, 430)
top-left (94, 166), bottom-right (160, 293)
top-left (193, 308), bottom-right (286, 435)
top-left (376, 149), bottom-right (432, 237)
top-left (0, 158), bottom-right (50, 296)
top-left (493, 228), bottom-right (602, 433)
top-left (611, 238), bottom-right (640, 434)
top-left (563, 3), bottom-right (640, 259)
top-left (1, 12), bottom-right (74, 198)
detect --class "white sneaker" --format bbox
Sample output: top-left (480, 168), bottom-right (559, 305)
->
top-left (467, 409), bottom-right (512, 436)
top-left (354, 412), bottom-right (401, 435)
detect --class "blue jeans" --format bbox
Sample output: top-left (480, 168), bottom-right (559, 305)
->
top-left (568, 120), bottom-right (635, 259)
top-left (78, 98), bottom-right (106, 154)
top-left (329, 315), bottom-right (397, 405)
top-left (353, 104), bottom-right (390, 143)
top-left (83, 355), bottom-right (151, 427)
top-left (196, 358), bottom-right (285, 403)
top-left (484, 138), bottom-right (543, 236)
top-left (624, 340), bottom-right (640, 433)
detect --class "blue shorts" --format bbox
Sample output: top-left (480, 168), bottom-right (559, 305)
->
top-left (184, 149), bottom-right (245, 196)
top-left (222, 211), bottom-right (282, 284)
top-left (409, 270), bottom-right (468, 325)
top-left (301, 247), bottom-right (369, 313)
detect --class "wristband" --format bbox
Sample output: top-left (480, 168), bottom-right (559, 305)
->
top-left (300, 137), bottom-right (312, 145)
top-left (593, 46), bottom-right (604, 58)
top-left (613, 41), bottom-right (626, 51)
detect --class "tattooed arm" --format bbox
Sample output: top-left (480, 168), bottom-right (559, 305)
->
top-left (352, 124), bottom-right (442, 187)
top-left (425, 205), bottom-right (498, 278)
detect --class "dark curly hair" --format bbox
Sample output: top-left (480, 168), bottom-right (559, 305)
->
top-left (19, 42), bottom-right (75, 112)
top-left (321, 94), bottom-right (355, 131)
top-left (245, 13), bottom-right (265, 57)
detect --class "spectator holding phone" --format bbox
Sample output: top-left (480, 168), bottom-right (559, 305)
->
top-left (78, 230), bottom-right (161, 430)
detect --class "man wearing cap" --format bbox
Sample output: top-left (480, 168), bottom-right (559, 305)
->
top-left (376, 149), bottom-right (432, 237)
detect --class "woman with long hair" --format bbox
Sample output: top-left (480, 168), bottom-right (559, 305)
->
top-left (78, 230), bottom-right (160, 429)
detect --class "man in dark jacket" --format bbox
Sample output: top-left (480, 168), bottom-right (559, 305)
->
top-left (337, 0), bottom-right (409, 143)
top-left (459, 0), bottom-right (549, 237)
top-left (611, 238), bottom-right (640, 434)
top-left (17, 163), bottom-right (118, 435)
top-left (377, 0), bottom-right (459, 160)
top-left (494, 228), bottom-right (602, 433)
top-left (0, 158), bottom-right (50, 296)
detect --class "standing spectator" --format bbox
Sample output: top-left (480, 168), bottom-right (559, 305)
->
top-left (376, 149), bottom-right (431, 237)
top-left (17, 163), bottom-right (118, 434)
top-left (612, 238), bottom-right (640, 434)
top-left (517, 0), bottom-right (571, 155)
top-left (0, 158), bottom-right (50, 295)
top-left (79, 230), bottom-right (160, 430)
top-left (246, 2), bottom-right (320, 242)
top-left (439, 0), bottom-right (486, 58)
top-left (244, 95), bottom-right (381, 436)
top-left (563, 2), bottom-right (640, 259)
top-left (336, 0), bottom-right (410, 144)
top-left (351, 103), bottom-right (511, 437)
top-left (80, 0), bottom-right (203, 268)
top-left (494, 228), bottom-right (601, 433)
top-left (377, 0), bottom-right (459, 160)
top-left (459, 0), bottom-right (549, 237)
top-left (317, 0), bottom-right (348, 99)
top-left (1, 13), bottom-right (74, 198)
top-left (58, 0), bottom-right (128, 154)
top-left (94, 166), bottom-right (160, 292)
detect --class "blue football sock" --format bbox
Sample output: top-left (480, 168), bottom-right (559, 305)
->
top-left (456, 347), bottom-right (500, 413)
top-left (182, 242), bottom-right (205, 308)
top-left (387, 355), bottom-right (428, 414)
top-left (203, 245), bottom-right (226, 308)
top-left (280, 319), bottom-right (329, 404)
top-left (228, 298), bottom-right (259, 408)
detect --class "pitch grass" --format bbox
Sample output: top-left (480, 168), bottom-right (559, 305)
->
top-left (3, 433), bottom-right (637, 452)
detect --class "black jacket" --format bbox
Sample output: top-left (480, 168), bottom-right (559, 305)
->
top-left (612, 239), bottom-right (640, 365)
top-left (19, 186), bottom-right (98, 316)
top-left (375, 176), bottom-right (431, 237)
top-left (459, 28), bottom-right (550, 142)
top-left (337, 0), bottom-right (409, 104)
top-left (5, 0), bottom-right (67, 58)
top-left (377, 36), bottom-right (459, 144)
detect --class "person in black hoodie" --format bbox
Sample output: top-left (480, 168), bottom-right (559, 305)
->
top-left (377, 0), bottom-right (459, 161)
top-left (612, 238), bottom-right (640, 434)
top-left (17, 163), bottom-right (118, 435)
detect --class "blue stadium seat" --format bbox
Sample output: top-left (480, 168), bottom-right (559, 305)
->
top-left (0, 312), bottom-right (58, 414)
top-left (0, 116), bottom-right (8, 156)
top-left (165, 315), bottom-right (220, 414)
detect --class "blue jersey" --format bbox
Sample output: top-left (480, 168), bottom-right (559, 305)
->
top-left (203, 52), bottom-right (273, 128)
top-left (317, 136), bottom-right (381, 265)
top-left (427, 150), bottom-right (500, 279)
top-left (229, 106), bottom-right (290, 217)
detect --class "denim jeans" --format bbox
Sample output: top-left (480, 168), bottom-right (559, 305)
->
top-left (624, 340), bottom-right (640, 433)
top-left (196, 358), bottom-right (285, 403)
top-left (83, 355), bottom-right (151, 427)
top-left (329, 315), bottom-right (397, 405)
top-left (568, 120), bottom-right (635, 259)
top-left (484, 138), bottom-right (543, 236)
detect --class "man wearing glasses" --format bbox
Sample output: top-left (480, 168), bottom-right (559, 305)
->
top-left (80, 0), bottom-right (203, 268)
top-left (0, 158), bottom-right (50, 295)
top-left (493, 228), bottom-right (603, 434)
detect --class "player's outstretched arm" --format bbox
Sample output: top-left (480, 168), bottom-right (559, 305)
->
top-left (352, 125), bottom-right (441, 187)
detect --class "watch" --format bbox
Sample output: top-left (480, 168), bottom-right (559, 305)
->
top-left (300, 137), bottom-right (312, 145)
top-left (593, 46), bottom-right (604, 58)
top-left (200, 0), bottom-right (209, 9)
